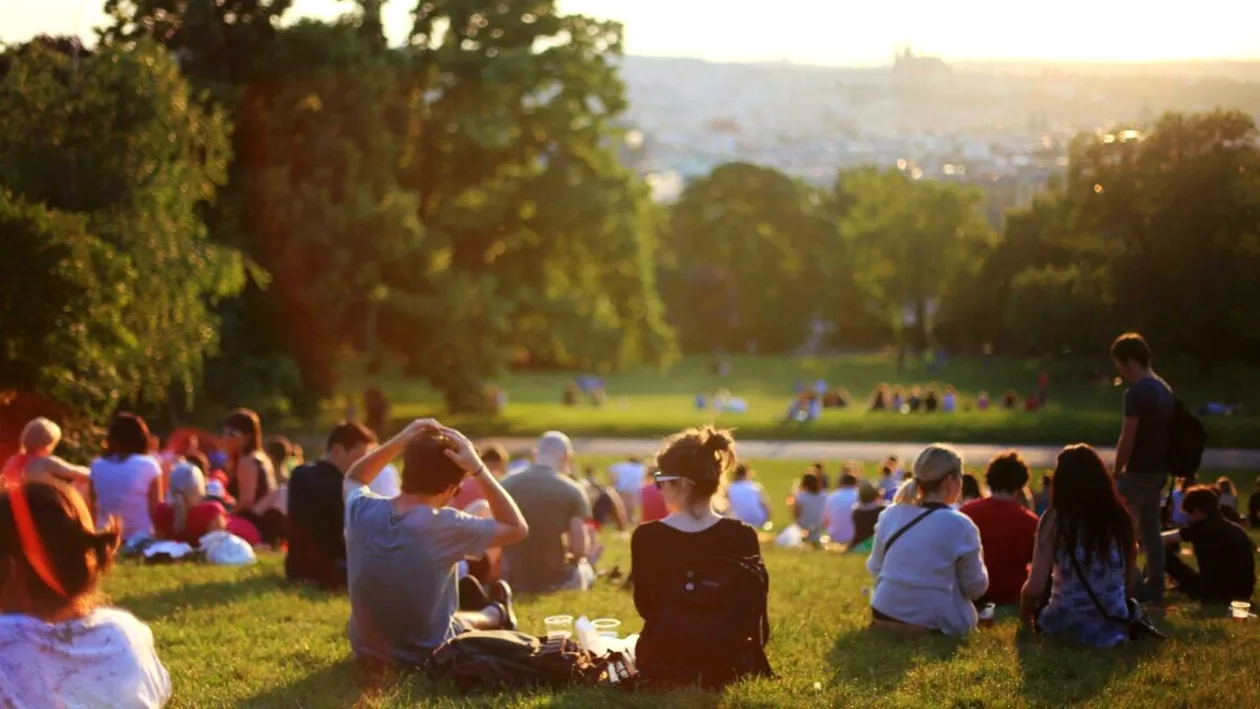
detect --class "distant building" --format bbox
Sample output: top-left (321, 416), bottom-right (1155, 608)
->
top-left (892, 44), bottom-right (950, 82)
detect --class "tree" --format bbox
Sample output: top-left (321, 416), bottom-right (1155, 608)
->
top-left (837, 169), bottom-right (995, 350)
top-left (663, 162), bottom-right (835, 353)
top-left (0, 39), bottom-right (244, 420)
top-left (1003, 266), bottom-right (1114, 356)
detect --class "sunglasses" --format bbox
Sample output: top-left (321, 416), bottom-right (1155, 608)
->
top-left (653, 472), bottom-right (684, 489)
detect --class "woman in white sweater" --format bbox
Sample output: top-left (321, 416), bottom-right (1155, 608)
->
top-left (866, 444), bottom-right (989, 635)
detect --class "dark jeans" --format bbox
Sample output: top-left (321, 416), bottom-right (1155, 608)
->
top-left (1165, 550), bottom-right (1244, 604)
top-left (1118, 473), bottom-right (1166, 604)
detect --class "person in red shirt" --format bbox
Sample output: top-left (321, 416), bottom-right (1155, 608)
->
top-left (450, 444), bottom-right (508, 511)
top-left (961, 451), bottom-right (1039, 605)
top-left (153, 463), bottom-right (227, 545)
top-left (639, 468), bottom-right (668, 523)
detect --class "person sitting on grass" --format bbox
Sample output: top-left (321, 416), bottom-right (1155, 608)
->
top-left (961, 452), bottom-right (1039, 606)
top-left (1033, 474), bottom-right (1052, 517)
top-left (877, 458), bottom-right (901, 501)
top-left (343, 419), bottom-right (527, 668)
top-left (0, 480), bottom-right (171, 707)
top-left (848, 480), bottom-right (886, 552)
top-left (1161, 485), bottom-right (1256, 604)
top-left (285, 422), bottom-right (378, 589)
top-left (450, 444), bottom-right (508, 511)
top-left (824, 472), bottom-right (860, 546)
top-left (726, 463), bottom-right (771, 529)
top-left (2, 417), bottom-right (91, 489)
top-left (91, 413), bottom-right (163, 545)
top-left (1020, 445), bottom-right (1137, 648)
top-left (1215, 478), bottom-right (1243, 523)
top-left (959, 472), bottom-right (985, 507)
top-left (792, 471), bottom-right (827, 546)
top-left (153, 463), bottom-right (226, 545)
top-left (502, 432), bottom-right (595, 594)
top-left (632, 426), bottom-right (770, 689)
top-left (867, 445), bottom-right (988, 635)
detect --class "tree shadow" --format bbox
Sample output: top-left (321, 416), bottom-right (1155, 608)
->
top-left (113, 574), bottom-right (340, 623)
top-left (1014, 629), bottom-right (1158, 707)
top-left (827, 626), bottom-right (962, 692)
top-left (238, 656), bottom-right (386, 708)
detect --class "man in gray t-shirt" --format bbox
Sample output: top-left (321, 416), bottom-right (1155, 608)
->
top-left (342, 420), bottom-right (530, 666)
top-left (502, 432), bottom-right (593, 594)
top-left (1111, 333), bottom-right (1174, 605)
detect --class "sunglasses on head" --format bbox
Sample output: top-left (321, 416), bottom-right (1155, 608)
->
top-left (653, 471), bottom-right (684, 489)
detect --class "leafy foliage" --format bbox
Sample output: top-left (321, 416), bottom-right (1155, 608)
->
top-left (0, 39), bottom-right (243, 430)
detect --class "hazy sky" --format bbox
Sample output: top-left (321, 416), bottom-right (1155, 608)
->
top-left (5, 0), bottom-right (1259, 65)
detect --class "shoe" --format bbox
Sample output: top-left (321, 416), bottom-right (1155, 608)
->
top-left (489, 580), bottom-right (518, 632)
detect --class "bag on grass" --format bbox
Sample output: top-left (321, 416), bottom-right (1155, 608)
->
top-left (200, 531), bottom-right (257, 566)
top-left (429, 630), bottom-right (608, 692)
top-left (775, 524), bottom-right (803, 548)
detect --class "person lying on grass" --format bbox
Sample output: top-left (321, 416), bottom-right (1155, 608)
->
top-left (1161, 485), bottom-right (1256, 605)
top-left (866, 444), bottom-right (989, 635)
top-left (1020, 445), bottom-right (1138, 648)
top-left (343, 419), bottom-right (529, 668)
top-left (0, 479), bottom-right (171, 707)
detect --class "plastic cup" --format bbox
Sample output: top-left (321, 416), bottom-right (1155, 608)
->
top-left (1231, 601), bottom-right (1252, 621)
top-left (592, 618), bottom-right (622, 639)
top-left (544, 615), bottom-right (574, 640)
top-left (978, 603), bottom-right (996, 628)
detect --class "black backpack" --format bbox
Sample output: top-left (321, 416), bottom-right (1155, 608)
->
top-left (639, 555), bottom-right (773, 689)
top-left (429, 630), bottom-right (606, 692)
top-left (1167, 398), bottom-right (1207, 480)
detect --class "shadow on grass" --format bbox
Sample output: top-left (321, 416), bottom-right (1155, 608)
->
top-left (1014, 628), bottom-right (1159, 707)
top-left (238, 657), bottom-right (376, 709)
top-left (826, 626), bottom-right (962, 691)
top-left (113, 574), bottom-right (339, 623)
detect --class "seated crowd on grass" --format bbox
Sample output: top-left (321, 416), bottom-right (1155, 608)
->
top-left (2, 352), bottom-right (1258, 705)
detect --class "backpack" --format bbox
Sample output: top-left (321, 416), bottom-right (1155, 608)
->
top-left (1166, 398), bottom-right (1207, 480)
top-left (429, 630), bottom-right (607, 692)
top-left (639, 555), bottom-right (773, 689)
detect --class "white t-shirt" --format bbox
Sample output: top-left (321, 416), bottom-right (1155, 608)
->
top-left (0, 608), bottom-right (171, 709)
top-left (609, 461), bottom-right (646, 494)
top-left (825, 487), bottom-right (860, 544)
top-left (726, 479), bottom-right (769, 527)
top-left (866, 504), bottom-right (989, 636)
top-left (368, 463), bottom-right (401, 498)
top-left (90, 455), bottom-right (162, 541)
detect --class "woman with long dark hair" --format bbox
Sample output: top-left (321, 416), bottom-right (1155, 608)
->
top-left (1020, 445), bottom-right (1137, 647)
top-left (90, 413), bottom-right (163, 543)
top-left (222, 409), bottom-right (283, 545)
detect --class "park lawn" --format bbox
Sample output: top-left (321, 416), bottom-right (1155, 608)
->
top-left (109, 541), bottom-right (1260, 708)
top-left (331, 354), bottom-right (1260, 447)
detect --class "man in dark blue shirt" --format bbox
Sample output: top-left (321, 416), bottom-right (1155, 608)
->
top-left (1111, 332), bottom-right (1174, 605)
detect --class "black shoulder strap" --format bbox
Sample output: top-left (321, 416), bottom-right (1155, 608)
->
top-left (883, 507), bottom-right (939, 555)
top-left (1065, 550), bottom-right (1128, 625)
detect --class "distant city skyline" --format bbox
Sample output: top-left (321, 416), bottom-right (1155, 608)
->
top-left (4, 0), bottom-right (1259, 66)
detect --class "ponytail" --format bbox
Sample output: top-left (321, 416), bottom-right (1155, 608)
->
top-left (892, 478), bottom-right (920, 506)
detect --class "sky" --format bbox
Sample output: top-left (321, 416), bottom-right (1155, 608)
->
top-left (4, 0), bottom-right (1260, 66)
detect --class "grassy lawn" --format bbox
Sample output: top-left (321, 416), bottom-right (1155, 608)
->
top-left (105, 454), bottom-right (1260, 708)
top-left (329, 354), bottom-right (1260, 447)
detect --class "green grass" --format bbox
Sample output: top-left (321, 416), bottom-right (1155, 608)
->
top-left (106, 454), bottom-right (1260, 707)
top-left (328, 354), bottom-right (1260, 447)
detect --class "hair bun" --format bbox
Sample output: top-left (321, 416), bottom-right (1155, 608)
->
top-left (701, 427), bottom-right (735, 456)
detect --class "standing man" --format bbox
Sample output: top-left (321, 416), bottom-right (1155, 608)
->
top-left (1111, 333), bottom-right (1175, 605)
top-left (502, 431), bottom-right (593, 594)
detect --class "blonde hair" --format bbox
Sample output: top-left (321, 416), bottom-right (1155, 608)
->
top-left (20, 418), bottom-right (61, 455)
top-left (893, 444), bottom-right (964, 506)
top-left (168, 463), bottom-right (207, 535)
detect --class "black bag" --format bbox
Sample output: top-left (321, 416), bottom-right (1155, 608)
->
top-left (1066, 553), bottom-right (1167, 642)
top-left (1167, 398), bottom-right (1207, 480)
top-left (429, 630), bottom-right (607, 692)
top-left (639, 555), bottom-right (773, 689)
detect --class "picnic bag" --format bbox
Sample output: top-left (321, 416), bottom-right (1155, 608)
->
top-left (638, 554), bottom-right (773, 689)
top-left (429, 630), bottom-right (606, 692)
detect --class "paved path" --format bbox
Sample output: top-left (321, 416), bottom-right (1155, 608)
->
top-left (488, 437), bottom-right (1260, 470)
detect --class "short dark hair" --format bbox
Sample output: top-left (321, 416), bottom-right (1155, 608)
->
top-left (732, 463), bottom-right (751, 480)
top-left (184, 449), bottom-right (210, 475)
top-left (326, 422), bottom-right (376, 453)
top-left (840, 473), bottom-right (858, 487)
top-left (1110, 333), bottom-right (1151, 367)
top-left (480, 444), bottom-right (508, 466)
top-left (961, 472), bottom-right (983, 499)
top-left (264, 435), bottom-right (294, 471)
top-left (402, 436), bottom-right (466, 495)
top-left (105, 413), bottom-right (150, 460)
top-left (985, 451), bottom-right (1031, 494)
top-left (801, 471), bottom-right (822, 494)
top-left (1182, 485), bottom-right (1220, 516)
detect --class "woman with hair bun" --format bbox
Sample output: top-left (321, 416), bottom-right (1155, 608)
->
top-left (0, 479), bottom-right (171, 706)
top-left (866, 444), bottom-right (989, 635)
top-left (631, 426), bottom-right (772, 689)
